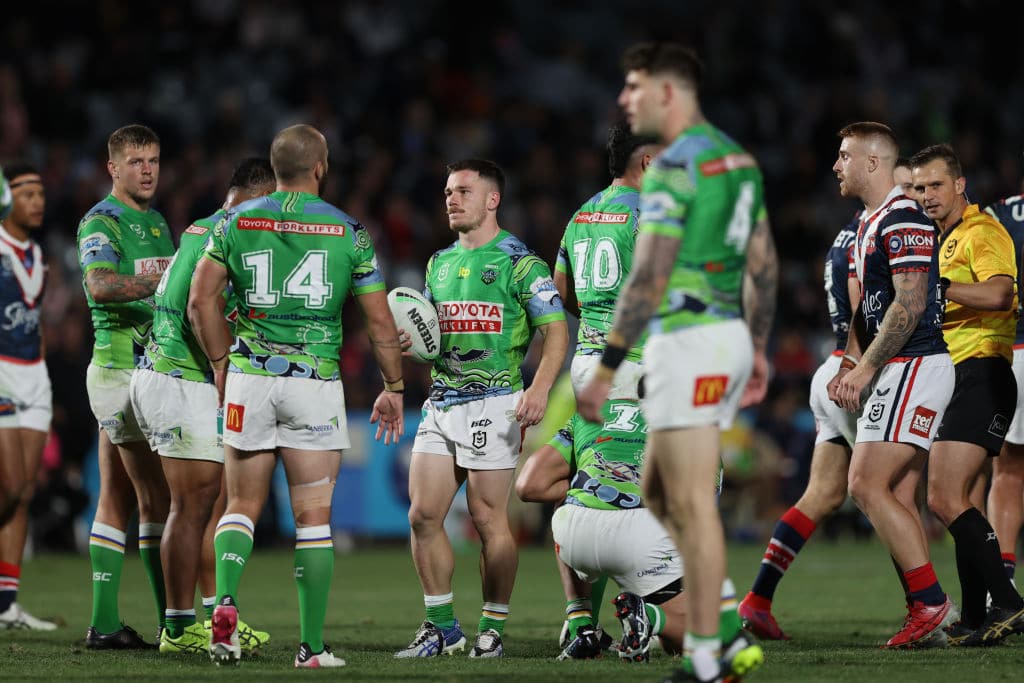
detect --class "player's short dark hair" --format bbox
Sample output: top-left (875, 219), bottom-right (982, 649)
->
top-left (228, 157), bottom-right (275, 192)
top-left (446, 159), bottom-right (506, 197)
top-left (108, 124), bottom-right (160, 159)
top-left (1, 161), bottom-right (40, 182)
top-left (895, 156), bottom-right (912, 170)
top-left (910, 143), bottom-right (963, 179)
top-left (621, 42), bottom-right (703, 90)
top-left (607, 123), bottom-right (660, 178)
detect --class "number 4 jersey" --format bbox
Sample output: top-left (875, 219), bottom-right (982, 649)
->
top-left (639, 122), bottom-right (766, 335)
top-left (556, 184), bottom-right (643, 361)
top-left (203, 191), bottom-right (385, 380)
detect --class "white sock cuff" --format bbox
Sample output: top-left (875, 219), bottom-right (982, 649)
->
top-left (482, 602), bottom-right (509, 618)
top-left (89, 522), bottom-right (127, 553)
top-left (721, 577), bottom-right (736, 600)
top-left (424, 592), bottom-right (454, 607)
top-left (202, 595), bottom-right (216, 607)
top-left (295, 525), bottom-right (333, 549)
top-left (165, 608), bottom-right (196, 617)
top-left (138, 522), bottom-right (165, 537)
top-left (216, 513), bottom-right (255, 539)
top-left (90, 521), bottom-right (126, 543)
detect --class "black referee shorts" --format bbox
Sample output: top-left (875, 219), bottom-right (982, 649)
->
top-left (934, 356), bottom-right (1017, 456)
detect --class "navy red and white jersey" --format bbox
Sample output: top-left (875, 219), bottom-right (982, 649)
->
top-left (825, 212), bottom-right (859, 351)
top-left (0, 224), bottom-right (46, 362)
top-left (853, 186), bottom-right (946, 358)
top-left (985, 194), bottom-right (1024, 345)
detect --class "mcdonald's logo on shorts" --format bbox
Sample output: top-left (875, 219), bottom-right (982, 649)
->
top-left (226, 403), bottom-right (245, 432)
top-left (693, 375), bottom-right (728, 406)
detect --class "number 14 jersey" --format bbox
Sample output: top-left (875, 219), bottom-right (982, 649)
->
top-left (203, 191), bottom-right (385, 380)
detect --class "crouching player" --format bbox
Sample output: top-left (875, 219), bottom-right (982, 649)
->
top-left (516, 396), bottom-right (761, 677)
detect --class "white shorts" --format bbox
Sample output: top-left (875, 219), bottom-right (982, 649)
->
top-left (552, 503), bottom-right (683, 597)
top-left (221, 373), bottom-right (350, 451)
top-left (130, 368), bottom-right (223, 463)
top-left (810, 353), bottom-right (857, 447)
top-left (571, 354), bottom-right (644, 401)
top-left (1006, 347), bottom-right (1024, 445)
top-left (0, 358), bottom-right (51, 432)
top-left (856, 353), bottom-right (953, 450)
top-left (412, 392), bottom-right (523, 470)
top-left (641, 319), bottom-right (752, 431)
top-left (86, 364), bottom-right (146, 444)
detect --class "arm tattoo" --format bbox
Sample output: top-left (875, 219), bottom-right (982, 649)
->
top-left (611, 232), bottom-right (679, 347)
top-left (861, 271), bottom-right (928, 368)
top-left (743, 217), bottom-right (778, 351)
top-left (85, 268), bottom-right (161, 303)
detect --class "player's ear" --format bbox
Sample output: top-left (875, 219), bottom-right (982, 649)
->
top-left (954, 176), bottom-right (966, 196)
top-left (488, 190), bottom-right (500, 211)
top-left (107, 159), bottom-right (118, 179)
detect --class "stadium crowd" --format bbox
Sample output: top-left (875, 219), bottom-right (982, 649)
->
top-left (0, 0), bottom-right (1022, 549)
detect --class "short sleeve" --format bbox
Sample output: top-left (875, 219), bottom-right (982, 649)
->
top-left (513, 253), bottom-right (565, 326)
top-left (78, 215), bottom-right (122, 273)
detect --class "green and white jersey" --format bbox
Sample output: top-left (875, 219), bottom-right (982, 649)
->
top-left (550, 400), bottom-right (647, 510)
top-left (150, 209), bottom-right (233, 383)
top-left (425, 229), bottom-right (564, 407)
top-left (556, 184), bottom-right (644, 361)
top-left (0, 166), bottom-right (11, 221)
top-left (78, 194), bottom-right (175, 369)
top-left (639, 122), bottom-right (766, 334)
top-left (203, 191), bottom-right (384, 380)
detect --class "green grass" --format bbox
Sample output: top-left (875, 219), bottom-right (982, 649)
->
top-left (3, 537), bottom-right (1024, 681)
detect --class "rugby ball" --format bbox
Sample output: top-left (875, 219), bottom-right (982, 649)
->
top-left (388, 287), bottom-right (441, 363)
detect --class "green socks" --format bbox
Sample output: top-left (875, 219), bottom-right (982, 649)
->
top-left (138, 522), bottom-right (166, 627)
top-left (214, 513), bottom-right (255, 604)
top-left (89, 522), bottom-right (126, 633)
top-left (294, 525), bottom-right (334, 652)
top-left (165, 608), bottom-right (196, 639)
top-left (719, 577), bottom-right (742, 642)
top-left (425, 592), bottom-right (456, 629)
top-left (479, 602), bottom-right (509, 635)
top-left (565, 598), bottom-right (593, 640)
top-left (645, 602), bottom-right (666, 636)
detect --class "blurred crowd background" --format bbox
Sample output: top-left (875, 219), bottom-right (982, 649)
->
top-left (3, 0), bottom-right (1022, 551)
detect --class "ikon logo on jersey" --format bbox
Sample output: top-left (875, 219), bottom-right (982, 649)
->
top-left (908, 406), bottom-right (937, 438)
top-left (574, 211), bottom-right (629, 224)
top-left (237, 216), bottom-right (346, 236)
top-left (134, 257), bottom-right (172, 276)
top-left (225, 403), bottom-right (245, 432)
top-left (693, 375), bottom-right (728, 406)
top-left (438, 301), bottom-right (503, 334)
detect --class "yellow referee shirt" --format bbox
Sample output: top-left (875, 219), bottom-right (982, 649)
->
top-left (938, 204), bottom-right (1018, 364)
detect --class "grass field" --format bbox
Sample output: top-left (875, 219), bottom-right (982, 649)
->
top-left (2, 537), bottom-right (1023, 681)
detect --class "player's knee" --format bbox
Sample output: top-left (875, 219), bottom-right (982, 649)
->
top-left (408, 504), bottom-right (446, 534)
top-left (846, 469), bottom-right (872, 510)
top-left (925, 488), bottom-right (957, 527)
top-left (136, 484), bottom-right (171, 520)
top-left (800, 486), bottom-right (845, 519)
top-left (290, 476), bottom-right (335, 527)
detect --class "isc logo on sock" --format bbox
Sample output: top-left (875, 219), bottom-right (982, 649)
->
top-left (92, 572), bottom-right (112, 582)
top-left (294, 566), bottom-right (304, 578)
top-left (221, 552), bottom-right (246, 566)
